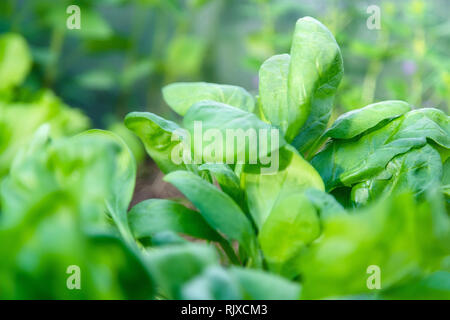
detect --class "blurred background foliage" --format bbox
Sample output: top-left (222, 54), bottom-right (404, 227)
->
top-left (1, 0), bottom-right (448, 121)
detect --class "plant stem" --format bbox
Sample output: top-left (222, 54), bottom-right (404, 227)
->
top-left (218, 239), bottom-right (240, 265)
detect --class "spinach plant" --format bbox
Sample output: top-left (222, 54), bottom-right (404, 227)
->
top-left (0, 16), bottom-right (448, 300)
top-left (122, 17), bottom-right (449, 298)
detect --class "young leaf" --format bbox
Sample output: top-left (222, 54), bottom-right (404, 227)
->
top-left (124, 112), bottom-right (186, 173)
top-left (162, 82), bottom-right (255, 116)
top-left (164, 171), bottom-right (256, 256)
top-left (183, 100), bottom-right (285, 164)
top-left (325, 100), bottom-right (411, 139)
top-left (311, 108), bottom-right (449, 191)
top-left (258, 54), bottom-right (290, 132)
top-left (286, 17), bottom-right (343, 143)
top-left (128, 199), bottom-right (221, 242)
top-left (351, 144), bottom-right (443, 206)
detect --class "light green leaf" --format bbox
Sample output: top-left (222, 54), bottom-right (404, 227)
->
top-left (183, 101), bottom-right (285, 165)
top-left (162, 82), bottom-right (255, 116)
top-left (242, 145), bottom-right (324, 229)
top-left (124, 112), bottom-right (186, 173)
top-left (286, 17), bottom-right (343, 143)
top-left (325, 100), bottom-right (411, 139)
top-left (0, 33), bottom-right (31, 90)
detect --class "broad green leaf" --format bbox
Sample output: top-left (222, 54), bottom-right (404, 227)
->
top-left (0, 33), bottom-right (32, 90)
top-left (351, 145), bottom-right (443, 206)
top-left (124, 112), bottom-right (186, 173)
top-left (164, 170), bottom-right (256, 256)
top-left (258, 54), bottom-right (290, 132)
top-left (393, 108), bottom-right (450, 149)
top-left (145, 243), bottom-right (218, 299)
top-left (242, 145), bottom-right (324, 229)
top-left (162, 82), bottom-right (255, 116)
top-left (300, 192), bottom-right (450, 299)
top-left (311, 108), bottom-right (449, 191)
top-left (229, 267), bottom-right (301, 300)
top-left (258, 192), bottom-right (320, 277)
top-left (183, 101), bottom-right (285, 165)
top-left (285, 17), bottom-right (343, 143)
top-left (128, 199), bottom-right (221, 242)
top-left (325, 100), bottom-right (411, 139)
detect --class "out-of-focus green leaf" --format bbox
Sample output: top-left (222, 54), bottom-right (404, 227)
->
top-left (79, 130), bottom-right (136, 242)
top-left (229, 267), bottom-right (301, 300)
top-left (380, 272), bottom-right (450, 300)
top-left (0, 33), bottom-right (32, 90)
top-left (128, 198), bottom-right (221, 242)
top-left (181, 266), bottom-right (242, 300)
top-left (181, 265), bottom-right (301, 300)
top-left (145, 243), bottom-right (218, 299)
top-left (300, 192), bottom-right (450, 299)
top-left (162, 82), bottom-right (255, 116)
top-left (166, 36), bottom-right (206, 79)
top-left (0, 90), bottom-right (89, 179)
top-left (0, 128), bottom-right (153, 299)
top-left (304, 188), bottom-right (346, 220)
